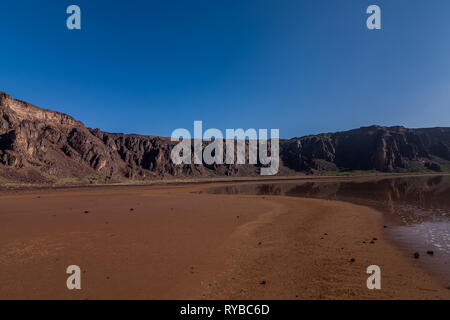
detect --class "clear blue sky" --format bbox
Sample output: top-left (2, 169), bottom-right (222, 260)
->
top-left (1, 0), bottom-right (449, 138)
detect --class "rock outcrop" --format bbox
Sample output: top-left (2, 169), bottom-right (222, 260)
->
top-left (282, 126), bottom-right (450, 173)
top-left (1, 91), bottom-right (449, 183)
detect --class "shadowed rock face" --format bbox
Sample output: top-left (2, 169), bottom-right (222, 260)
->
top-left (281, 126), bottom-right (450, 173)
top-left (0, 91), bottom-right (449, 182)
top-left (0, 92), bottom-right (268, 182)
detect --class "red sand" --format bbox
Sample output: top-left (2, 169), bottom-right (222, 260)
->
top-left (0, 183), bottom-right (448, 299)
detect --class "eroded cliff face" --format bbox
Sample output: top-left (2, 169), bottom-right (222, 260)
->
top-left (0, 91), bottom-right (449, 183)
top-left (0, 92), bottom-right (130, 181)
top-left (281, 126), bottom-right (450, 173)
top-left (0, 92), bottom-right (269, 182)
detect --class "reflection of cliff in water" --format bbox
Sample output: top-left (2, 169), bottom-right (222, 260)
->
top-left (287, 176), bottom-right (450, 225)
top-left (208, 176), bottom-right (450, 226)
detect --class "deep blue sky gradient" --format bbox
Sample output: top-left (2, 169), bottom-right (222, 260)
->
top-left (1, 0), bottom-right (449, 138)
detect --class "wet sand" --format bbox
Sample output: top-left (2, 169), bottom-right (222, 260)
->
top-left (0, 182), bottom-right (449, 299)
top-left (206, 176), bottom-right (450, 288)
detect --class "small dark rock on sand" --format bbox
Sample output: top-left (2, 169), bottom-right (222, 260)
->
top-left (130, 208), bottom-right (134, 211)
top-left (413, 252), bottom-right (420, 259)
top-left (350, 258), bottom-right (355, 263)
top-left (260, 281), bottom-right (266, 285)
top-left (84, 210), bottom-right (89, 214)
top-left (426, 250), bottom-right (434, 256)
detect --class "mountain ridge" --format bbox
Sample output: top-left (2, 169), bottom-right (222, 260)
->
top-left (1, 91), bottom-right (449, 183)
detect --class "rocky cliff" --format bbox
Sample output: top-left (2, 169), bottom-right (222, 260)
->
top-left (1, 91), bottom-right (449, 183)
top-left (282, 126), bottom-right (450, 173)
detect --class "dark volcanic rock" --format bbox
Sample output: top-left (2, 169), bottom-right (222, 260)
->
top-left (1, 91), bottom-right (449, 183)
top-left (281, 125), bottom-right (450, 173)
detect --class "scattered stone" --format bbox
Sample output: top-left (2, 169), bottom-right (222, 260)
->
top-left (130, 208), bottom-right (134, 211)
top-left (372, 237), bottom-right (378, 241)
top-left (413, 252), bottom-right (420, 259)
top-left (324, 233), bottom-right (328, 236)
top-left (350, 258), bottom-right (355, 263)
top-left (106, 276), bottom-right (110, 280)
top-left (426, 250), bottom-right (434, 256)
top-left (370, 240), bottom-right (375, 244)
top-left (320, 237), bottom-right (324, 240)
top-left (84, 210), bottom-right (89, 214)
top-left (362, 241), bottom-right (366, 244)
top-left (383, 226), bottom-right (388, 228)
top-left (258, 242), bottom-right (262, 246)
top-left (260, 280), bottom-right (266, 285)
top-left (236, 216), bottom-right (240, 219)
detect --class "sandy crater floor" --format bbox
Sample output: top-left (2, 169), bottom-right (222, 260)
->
top-left (0, 182), bottom-right (449, 299)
